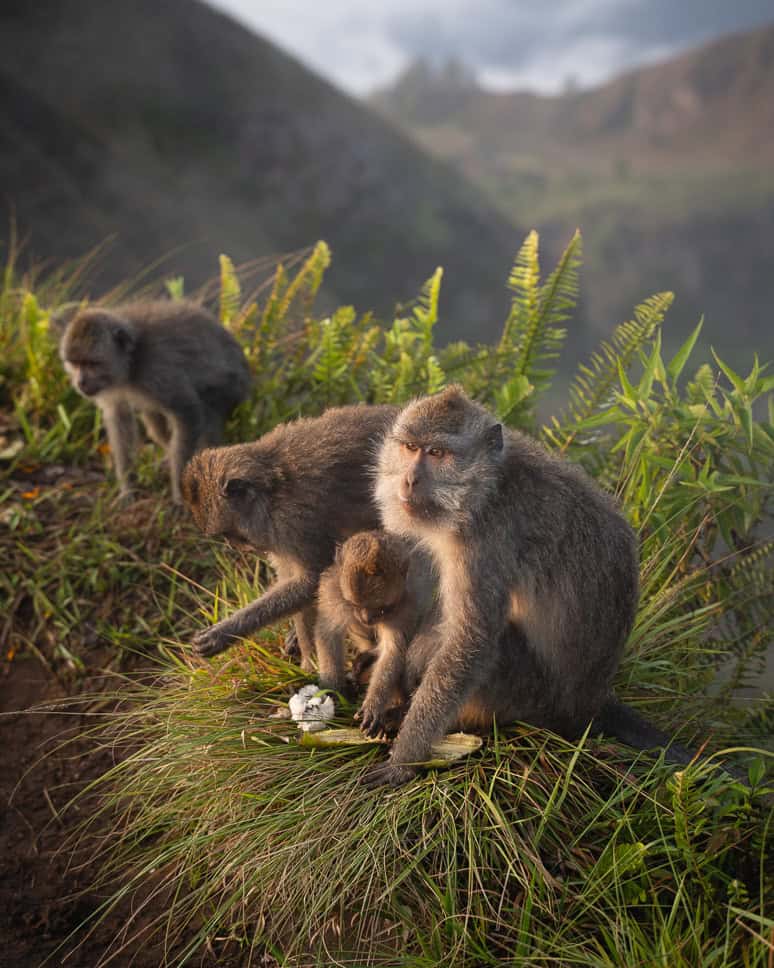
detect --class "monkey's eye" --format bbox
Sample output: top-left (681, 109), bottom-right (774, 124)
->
top-left (426, 447), bottom-right (446, 459)
top-left (402, 442), bottom-right (419, 453)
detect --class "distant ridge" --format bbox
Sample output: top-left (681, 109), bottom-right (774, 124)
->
top-left (0, 0), bottom-right (523, 342)
top-left (372, 23), bottom-right (774, 167)
top-left (371, 23), bottom-right (774, 366)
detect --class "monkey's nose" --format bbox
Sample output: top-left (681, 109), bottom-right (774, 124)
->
top-left (399, 475), bottom-right (417, 502)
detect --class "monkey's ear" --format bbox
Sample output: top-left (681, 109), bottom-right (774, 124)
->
top-left (486, 423), bottom-right (504, 452)
top-left (334, 543), bottom-right (343, 564)
top-left (110, 322), bottom-right (137, 354)
top-left (222, 477), bottom-right (252, 499)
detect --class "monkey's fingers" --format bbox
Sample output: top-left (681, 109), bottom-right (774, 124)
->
top-left (361, 762), bottom-right (417, 789)
top-left (356, 706), bottom-right (384, 738)
top-left (191, 627), bottom-right (232, 657)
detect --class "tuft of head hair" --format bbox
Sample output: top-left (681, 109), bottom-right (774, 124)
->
top-left (61, 308), bottom-right (134, 357)
top-left (395, 385), bottom-right (503, 452)
top-left (339, 531), bottom-right (409, 580)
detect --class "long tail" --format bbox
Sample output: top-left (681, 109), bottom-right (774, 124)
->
top-left (593, 697), bottom-right (747, 782)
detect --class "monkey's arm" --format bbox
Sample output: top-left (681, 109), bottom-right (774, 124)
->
top-left (364, 588), bottom-right (505, 788)
top-left (356, 628), bottom-right (406, 738)
top-left (314, 611), bottom-right (349, 692)
top-left (192, 573), bottom-right (318, 657)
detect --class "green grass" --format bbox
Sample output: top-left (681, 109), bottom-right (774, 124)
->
top-left (68, 638), bottom-right (771, 967)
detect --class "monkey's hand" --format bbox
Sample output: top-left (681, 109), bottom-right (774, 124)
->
top-left (355, 700), bottom-right (390, 739)
top-left (191, 622), bottom-right (239, 658)
top-left (361, 761), bottom-right (418, 789)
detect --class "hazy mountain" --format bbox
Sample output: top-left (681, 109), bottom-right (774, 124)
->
top-left (372, 24), bottom-right (774, 368)
top-left (0, 0), bottom-right (524, 343)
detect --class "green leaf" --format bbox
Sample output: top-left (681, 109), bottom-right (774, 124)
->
top-left (667, 317), bottom-right (703, 382)
top-left (712, 349), bottom-right (746, 397)
top-left (219, 253), bottom-right (241, 325)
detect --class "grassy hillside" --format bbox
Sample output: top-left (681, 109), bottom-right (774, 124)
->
top-left (0, 0), bottom-right (522, 343)
top-left (371, 24), bottom-right (774, 369)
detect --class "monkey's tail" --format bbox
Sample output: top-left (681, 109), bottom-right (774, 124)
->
top-left (593, 697), bottom-right (748, 783)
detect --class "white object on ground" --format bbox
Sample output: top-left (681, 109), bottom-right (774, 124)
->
top-left (288, 684), bottom-right (336, 732)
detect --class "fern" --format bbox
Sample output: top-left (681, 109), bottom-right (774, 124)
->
top-left (412, 266), bottom-right (443, 349)
top-left (487, 231), bottom-right (579, 426)
top-left (499, 229), bottom-right (540, 355)
top-left (310, 307), bottom-right (354, 403)
top-left (218, 254), bottom-right (241, 326)
top-left (546, 291), bottom-right (674, 453)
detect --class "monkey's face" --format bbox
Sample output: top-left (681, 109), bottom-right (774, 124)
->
top-left (376, 431), bottom-right (462, 530)
top-left (61, 313), bottom-right (132, 398)
top-left (340, 567), bottom-right (405, 627)
top-left (182, 449), bottom-right (275, 552)
top-left (336, 531), bottom-right (408, 627)
top-left (62, 348), bottom-right (115, 398)
top-left (376, 388), bottom-right (504, 534)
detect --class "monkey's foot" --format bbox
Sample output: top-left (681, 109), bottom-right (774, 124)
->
top-left (361, 762), bottom-right (418, 789)
top-left (191, 624), bottom-right (234, 657)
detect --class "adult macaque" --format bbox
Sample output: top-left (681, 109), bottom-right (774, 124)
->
top-left (371, 385), bottom-right (643, 787)
top-left (181, 405), bottom-right (398, 668)
top-left (59, 301), bottom-right (251, 503)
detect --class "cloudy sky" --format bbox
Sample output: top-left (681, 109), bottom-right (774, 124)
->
top-left (207, 0), bottom-right (774, 96)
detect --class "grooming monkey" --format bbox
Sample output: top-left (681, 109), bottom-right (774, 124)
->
top-left (59, 301), bottom-right (251, 503)
top-left (370, 384), bottom-right (646, 788)
top-left (181, 404), bottom-right (399, 671)
top-left (315, 530), bottom-right (437, 731)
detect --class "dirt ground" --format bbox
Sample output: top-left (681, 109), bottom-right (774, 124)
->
top-left (0, 651), bottom-right (256, 968)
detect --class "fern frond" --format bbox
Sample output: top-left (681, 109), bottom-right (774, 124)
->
top-left (499, 230), bottom-right (540, 355)
top-left (491, 231), bottom-right (580, 424)
top-left (412, 267), bottom-right (443, 348)
top-left (276, 240), bottom-right (331, 325)
top-left (218, 254), bottom-right (241, 326)
top-left (310, 307), bottom-right (353, 401)
top-left (546, 291), bottom-right (674, 452)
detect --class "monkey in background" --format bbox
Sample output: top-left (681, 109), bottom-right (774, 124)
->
top-left (181, 404), bottom-right (399, 670)
top-left (59, 301), bottom-right (251, 503)
top-left (314, 530), bottom-right (437, 728)
top-left (370, 384), bottom-right (644, 788)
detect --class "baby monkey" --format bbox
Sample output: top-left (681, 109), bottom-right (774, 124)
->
top-left (315, 530), bottom-right (436, 736)
top-left (59, 300), bottom-right (251, 503)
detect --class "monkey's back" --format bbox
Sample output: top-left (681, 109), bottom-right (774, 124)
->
top-left (124, 301), bottom-right (251, 408)
top-left (263, 404), bottom-right (399, 566)
top-left (493, 430), bottom-right (640, 728)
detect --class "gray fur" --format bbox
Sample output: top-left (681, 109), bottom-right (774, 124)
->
top-left (181, 405), bottom-right (399, 662)
top-left (314, 530), bottom-right (437, 724)
top-left (59, 300), bottom-right (251, 503)
top-left (369, 385), bottom-right (639, 787)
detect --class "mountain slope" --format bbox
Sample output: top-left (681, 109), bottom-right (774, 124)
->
top-left (0, 0), bottom-right (522, 342)
top-left (372, 24), bottom-right (774, 367)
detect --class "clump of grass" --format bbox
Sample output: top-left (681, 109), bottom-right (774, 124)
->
top-left (66, 526), bottom-right (773, 967)
top-left (70, 658), bottom-right (771, 967)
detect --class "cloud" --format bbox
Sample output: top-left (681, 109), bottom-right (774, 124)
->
top-left (206, 0), bottom-right (774, 95)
